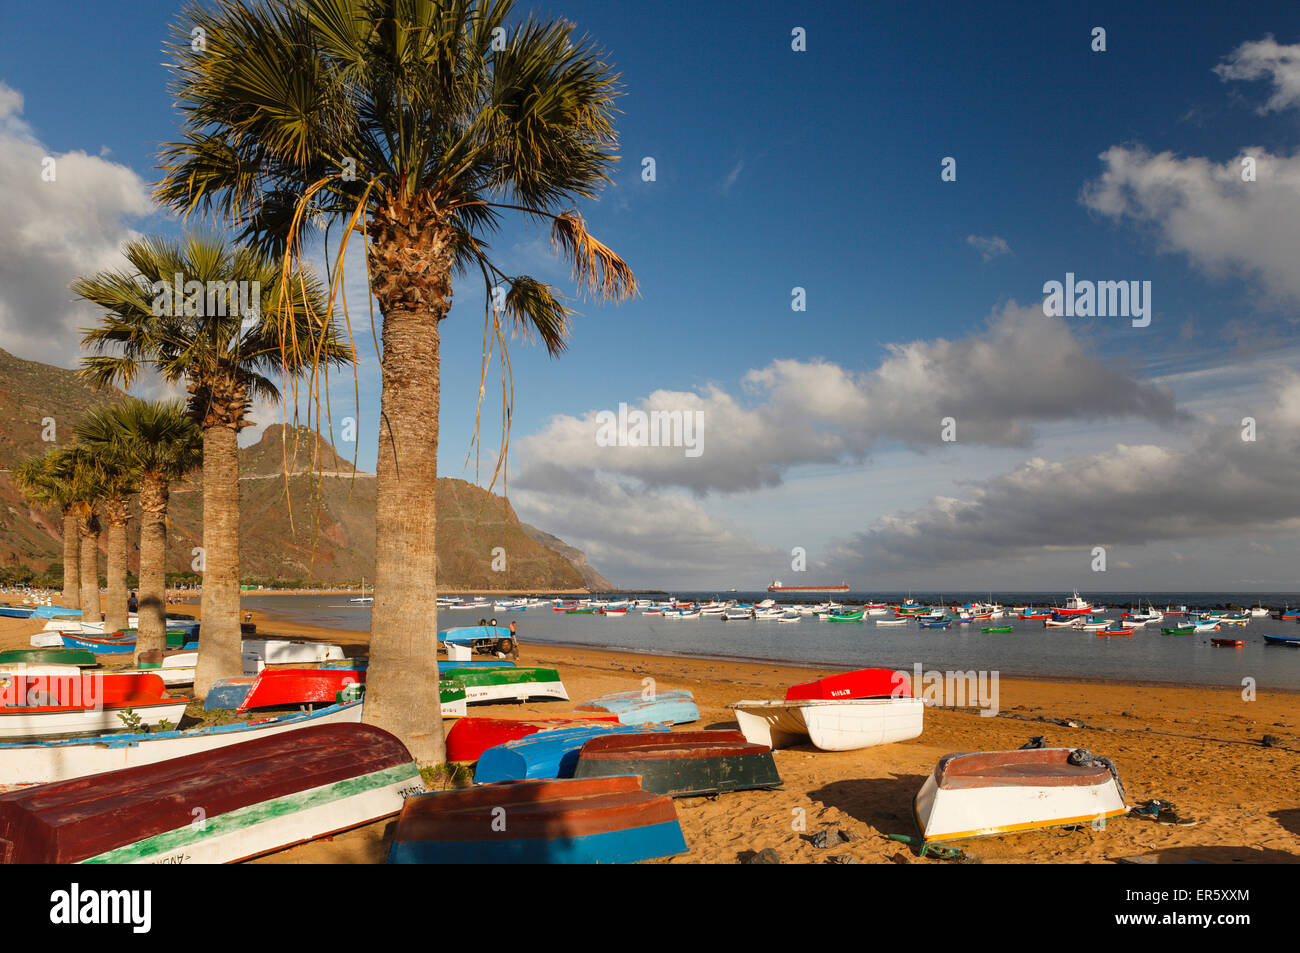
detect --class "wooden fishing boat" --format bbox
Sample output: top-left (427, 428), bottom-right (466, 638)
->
top-left (0, 701), bottom-right (364, 789)
top-left (474, 724), bottom-right (669, 783)
top-left (1096, 626), bottom-right (1134, 637)
top-left (727, 697), bottom-right (924, 751)
top-left (574, 689), bottom-right (698, 725)
top-left (334, 682), bottom-right (468, 719)
top-left (241, 639), bottom-right (345, 672)
top-left (573, 730), bottom-right (782, 797)
top-left (785, 668), bottom-right (908, 701)
top-left (58, 633), bottom-right (135, 655)
top-left (1211, 638), bottom-right (1245, 647)
top-left (445, 715), bottom-right (621, 763)
top-left (0, 673), bottom-right (188, 740)
top-left (387, 775), bottom-right (687, 864)
top-left (825, 610), bottom-right (865, 623)
top-left (918, 619), bottom-right (952, 628)
top-left (982, 625), bottom-right (1015, 633)
top-left (1263, 634), bottom-right (1300, 646)
top-left (914, 747), bottom-right (1127, 842)
top-left (1017, 612), bottom-right (1051, 620)
top-left (234, 669), bottom-right (365, 713)
top-left (875, 618), bottom-right (908, 626)
top-left (0, 723), bottom-right (424, 863)
top-left (204, 676), bottom-right (256, 710)
top-left (0, 606), bottom-right (35, 619)
top-left (0, 648), bottom-right (96, 667)
top-left (441, 667), bottom-right (568, 704)
top-left (1160, 625), bottom-right (1195, 635)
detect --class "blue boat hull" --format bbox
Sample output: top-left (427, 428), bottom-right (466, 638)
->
top-left (0, 607), bottom-right (35, 619)
top-left (31, 606), bottom-right (80, 619)
top-left (388, 820), bottom-right (687, 864)
top-left (204, 677), bottom-right (255, 709)
top-left (474, 724), bottom-right (668, 783)
top-left (576, 690), bottom-right (699, 726)
top-left (1263, 635), bottom-right (1300, 646)
top-left (59, 635), bottom-right (135, 654)
top-left (439, 625), bottom-right (512, 644)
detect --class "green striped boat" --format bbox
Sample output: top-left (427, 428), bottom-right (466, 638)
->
top-left (826, 610), bottom-right (865, 623)
top-left (440, 667), bottom-right (569, 704)
top-left (981, 625), bottom-right (1014, 633)
top-left (337, 680), bottom-right (468, 718)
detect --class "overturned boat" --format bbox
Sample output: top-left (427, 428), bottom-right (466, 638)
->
top-left (914, 747), bottom-right (1127, 842)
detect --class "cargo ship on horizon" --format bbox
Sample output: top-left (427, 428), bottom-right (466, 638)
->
top-left (767, 580), bottom-right (851, 593)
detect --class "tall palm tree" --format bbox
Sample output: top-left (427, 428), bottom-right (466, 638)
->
top-left (74, 232), bottom-right (352, 693)
top-left (13, 451), bottom-right (81, 610)
top-left (76, 400), bottom-right (202, 660)
top-left (47, 446), bottom-right (110, 626)
top-left (156, 0), bottom-right (636, 764)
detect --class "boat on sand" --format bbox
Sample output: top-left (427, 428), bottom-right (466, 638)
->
top-left (727, 697), bottom-right (923, 751)
top-left (914, 747), bottom-right (1126, 842)
top-left (573, 730), bottom-right (782, 797)
top-left (387, 775), bottom-right (687, 864)
top-left (0, 724), bottom-right (424, 863)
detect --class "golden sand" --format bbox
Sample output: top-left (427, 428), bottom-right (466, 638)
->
top-left (3, 607), bottom-right (1296, 864)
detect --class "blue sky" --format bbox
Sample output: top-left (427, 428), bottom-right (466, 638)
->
top-left (3, 1), bottom-right (1300, 589)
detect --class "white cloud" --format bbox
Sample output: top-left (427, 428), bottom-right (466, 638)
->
top-left (1214, 36), bottom-right (1300, 112)
top-left (966, 234), bottom-right (1011, 261)
top-left (0, 81), bottom-right (153, 365)
top-left (516, 301), bottom-right (1180, 495)
top-left (830, 370), bottom-right (1300, 575)
top-left (1082, 145), bottom-right (1300, 304)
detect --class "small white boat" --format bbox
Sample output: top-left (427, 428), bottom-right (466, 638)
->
top-left (727, 698), bottom-right (923, 751)
top-left (241, 639), bottom-right (346, 673)
top-left (914, 747), bottom-right (1127, 842)
top-left (875, 618), bottom-right (909, 626)
top-left (0, 701), bottom-right (364, 789)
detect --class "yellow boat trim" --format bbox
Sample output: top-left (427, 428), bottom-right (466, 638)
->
top-left (919, 806), bottom-right (1128, 843)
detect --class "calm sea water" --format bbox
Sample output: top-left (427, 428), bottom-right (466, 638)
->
top-left (221, 590), bottom-right (1300, 691)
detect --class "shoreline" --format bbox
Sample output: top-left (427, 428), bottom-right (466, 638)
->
top-left (2, 608), bottom-right (1296, 864)
top-left (234, 601), bottom-right (1300, 697)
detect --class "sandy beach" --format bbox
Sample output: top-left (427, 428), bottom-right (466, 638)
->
top-left (3, 607), bottom-right (1297, 865)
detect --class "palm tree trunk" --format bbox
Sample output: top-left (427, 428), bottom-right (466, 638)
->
top-left (136, 477), bottom-right (169, 662)
top-left (364, 304), bottom-right (446, 766)
top-left (61, 508), bottom-right (79, 610)
top-left (103, 500), bottom-right (130, 634)
top-left (193, 424), bottom-right (241, 696)
top-left (78, 512), bottom-right (101, 626)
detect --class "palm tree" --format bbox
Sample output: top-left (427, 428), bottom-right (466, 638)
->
top-left (74, 232), bottom-right (352, 693)
top-left (76, 400), bottom-right (202, 660)
top-left (13, 451), bottom-right (80, 609)
top-left (46, 446), bottom-right (109, 626)
top-left (155, 0), bottom-right (637, 764)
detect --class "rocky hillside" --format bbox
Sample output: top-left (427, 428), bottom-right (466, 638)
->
top-left (0, 349), bottom-right (604, 589)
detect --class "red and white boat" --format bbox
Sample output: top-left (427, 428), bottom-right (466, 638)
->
top-left (236, 668), bottom-right (365, 713)
top-left (1049, 591), bottom-right (1092, 616)
top-left (0, 673), bottom-right (189, 740)
top-left (444, 715), bottom-right (620, 763)
top-left (784, 668), bottom-right (909, 701)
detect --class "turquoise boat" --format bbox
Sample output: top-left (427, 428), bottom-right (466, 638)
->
top-left (474, 723), bottom-right (668, 783)
top-left (573, 689), bottom-right (699, 726)
top-left (388, 776), bottom-right (688, 864)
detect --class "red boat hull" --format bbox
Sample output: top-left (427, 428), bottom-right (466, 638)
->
top-left (1211, 638), bottom-right (1245, 647)
top-left (236, 668), bottom-right (365, 713)
top-left (785, 667), bottom-right (910, 701)
top-left (0, 672), bottom-right (176, 711)
top-left (0, 724), bottom-right (412, 864)
top-left (1096, 629), bottom-right (1134, 637)
top-left (445, 716), bottom-right (620, 763)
